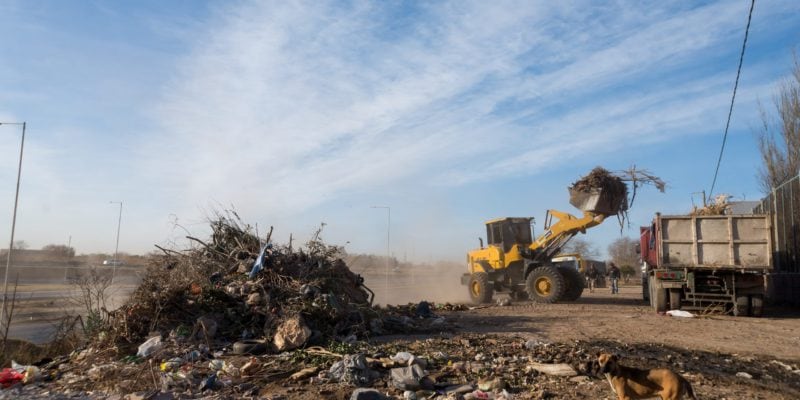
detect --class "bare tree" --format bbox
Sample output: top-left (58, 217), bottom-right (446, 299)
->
top-left (757, 54), bottom-right (800, 192)
top-left (12, 240), bottom-right (27, 250)
top-left (607, 237), bottom-right (639, 273)
top-left (562, 238), bottom-right (599, 258)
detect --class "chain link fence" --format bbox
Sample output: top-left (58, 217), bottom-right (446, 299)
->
top-left (754, 173), bottom-right (800, 305)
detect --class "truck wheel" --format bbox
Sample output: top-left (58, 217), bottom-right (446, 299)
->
top-left (653, 288), bottom-right (667, 313)
top-left (558, 266), bottom-right (584, 301)
top-left (668, 289), bottom-right (681, 310)
top-left (468, 272), bottom-right (493, 304)
top-left (734, 295), bottom-right (750, 316)
top-left (526, 266), bottom-right (565, 303)
top-left (750, 294), bottom-right (764, 317)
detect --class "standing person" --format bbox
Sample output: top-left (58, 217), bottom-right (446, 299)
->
top-left (586, 265), bottom-right (598, 293)
top-left (608, 262), bottom-right (621, 294)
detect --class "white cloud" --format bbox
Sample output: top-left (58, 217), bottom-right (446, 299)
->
top-left (140, 0), bottom-right (798, 225)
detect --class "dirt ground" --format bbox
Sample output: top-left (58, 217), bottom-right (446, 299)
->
top-left (447, 284), bottom-right (800, 360)
top-left (245, 283), bottom-right (800, 400)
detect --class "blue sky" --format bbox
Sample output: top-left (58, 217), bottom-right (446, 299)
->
top-left (0, 0), bottom-right (798, 262)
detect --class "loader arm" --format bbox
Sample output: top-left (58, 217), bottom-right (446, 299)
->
top-left (527, 209), bottom-right (607, 262)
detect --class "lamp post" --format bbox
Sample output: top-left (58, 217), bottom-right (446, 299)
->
top-left (371, 206), bottom-right (390, 301)
top-left (109, 201), bottom-right (122, 282)
top-left (0, 121), bottom-right (26, 326)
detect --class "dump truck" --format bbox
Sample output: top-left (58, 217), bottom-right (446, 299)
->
top-left (639, 213), bottom-right (771, 316)
top-left (462, 168), bottom-right (627, 304)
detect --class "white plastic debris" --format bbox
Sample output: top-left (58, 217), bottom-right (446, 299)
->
top-left (666, 310), bottom-right (695, 318)
top-left (136, 336), bottom-right (163, 357)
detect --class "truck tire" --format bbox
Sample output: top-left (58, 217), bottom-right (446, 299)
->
top-left (558, 266), bottom-right (584, 301)
top-left (668, 289), bottom-right (681, 310)
top-left (653, 288), bottom-right (667, 313)
top-left (526, 266), bottom-right (565, 303)
top-left (734, 295), bottom-right (750, 316)
top-left (750, 294), bottom-right (764, 317)
top-left (468, 272), bottom-right (493, 304)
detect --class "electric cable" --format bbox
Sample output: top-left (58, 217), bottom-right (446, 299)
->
top-left (708, 0), bottom-right (755, 198)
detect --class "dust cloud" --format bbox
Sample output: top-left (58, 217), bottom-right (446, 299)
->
top-left (356, 261), bottom-right (471, 306)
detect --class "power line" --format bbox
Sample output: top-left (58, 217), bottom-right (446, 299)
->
top-left (708, 0), bottom-right (755, 198)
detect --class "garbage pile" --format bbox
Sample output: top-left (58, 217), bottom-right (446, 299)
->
top-left (8, 331), bottom-right (800, 399)
top-left (101, 214), bottom-right (382, 349)
top-left (568, 167), bottom-right (629, 216)
top-left (2, 213), bottom-right (459, 396)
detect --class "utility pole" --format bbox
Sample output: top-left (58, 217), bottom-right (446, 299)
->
top-left (0, 121), bottom-right (26, 327)
top-left (109, 201), bottom-right (123, 283)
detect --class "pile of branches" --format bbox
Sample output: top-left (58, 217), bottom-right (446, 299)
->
top-left (102, 211), bottom-right (376, 349)
top-left (570, 166), bottom-right (666, 230)
top-left (571, 167), bottom-right (629, 198)
top-left (691, 194), bottom-right (731, 216)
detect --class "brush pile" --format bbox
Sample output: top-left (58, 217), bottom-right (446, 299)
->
top-left (568, 167), bottom-right (629, 216)
top-left (97, 211), bottom-right (450, 355)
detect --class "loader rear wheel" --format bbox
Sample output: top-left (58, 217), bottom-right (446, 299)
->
top-left (526, 266), bottom-right (565, 303)
top-left (468, 272), bottom-right (493, 304)
top-left (558, 266), bottom-right (584, 301)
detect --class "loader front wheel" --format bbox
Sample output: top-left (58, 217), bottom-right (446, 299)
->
top-left (558, 266), bottom-right (584, 301)
top-left (526, 266), bottom-right (565, 303)
top-left (468, 272), bottom-right (493, 304)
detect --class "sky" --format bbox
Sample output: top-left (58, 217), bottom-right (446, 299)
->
top-left (0, 0), bottom-right (798, 263)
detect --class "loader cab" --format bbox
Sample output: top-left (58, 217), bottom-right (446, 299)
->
top-left (485, 217), bottom-right (533, 253)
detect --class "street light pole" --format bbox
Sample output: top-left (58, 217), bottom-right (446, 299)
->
top-left (371, 206), bottom-right (390, 301)
top-left (0, 121), bottom-right (26, 326)
top-left (109, 201), bottom-right (123, 282)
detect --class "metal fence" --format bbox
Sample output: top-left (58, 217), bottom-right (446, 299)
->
top-left (754, 173), bottom-right (800, 305)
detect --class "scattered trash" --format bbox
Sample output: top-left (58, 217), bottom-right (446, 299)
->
top-left (737, 371), bottom-right (754, 379)
top-left (527, 362), bottom-right (578, 377)
top-left (0, 368), bottom-right (24, 388)
top-left (330, 354), bottom-right (375, 386)
top-left (666, 310), bottom-right (696, 318)
top-left (136, 336), bottom-right (162, 358)
top-left (273, 315), bottom-right (312, 351)
top-left (350, 388), bottom-right (390, 400)
top-left (390, 364), bottom-right (427, 391)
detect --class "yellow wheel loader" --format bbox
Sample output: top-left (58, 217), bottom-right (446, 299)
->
top-left (462, 171), bottom-right (627, 304)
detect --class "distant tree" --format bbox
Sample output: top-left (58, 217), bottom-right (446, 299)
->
top-left (562, 237), bottom-right (599, 258)
top-left (42, 244), bottom-right (76, 258)
top-left (607, 237), bottom-right (639, 273)
top-left (12, 240), bottom-right (27, 250)
top-left (757, 54), bottom-right (800, 192)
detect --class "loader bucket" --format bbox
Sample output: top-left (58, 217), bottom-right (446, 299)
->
top-left (569, 187), bottom-right (627, 216)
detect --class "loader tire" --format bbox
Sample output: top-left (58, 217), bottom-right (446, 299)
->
top-left (526, 266), bottom-right (565, 303)
top-left (468, 272), bottom-right (493, 304)
top-left (558, 266), bottom-right (584, 301)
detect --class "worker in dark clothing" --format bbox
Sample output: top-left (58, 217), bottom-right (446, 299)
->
top-left (608, 262), bottom-right (621, 294)
top-left (585, 265), bottom-right (598, 293)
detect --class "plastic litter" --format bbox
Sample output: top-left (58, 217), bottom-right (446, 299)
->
top-left (0, 368), bottom-right (24, 388)
top-left (136, 336), bottom-right (163, 357)
top-left (666, 310), bottom-right (695, 318)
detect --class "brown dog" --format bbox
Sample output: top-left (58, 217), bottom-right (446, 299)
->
top-left (596, 353), bottom-right (698, 400)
